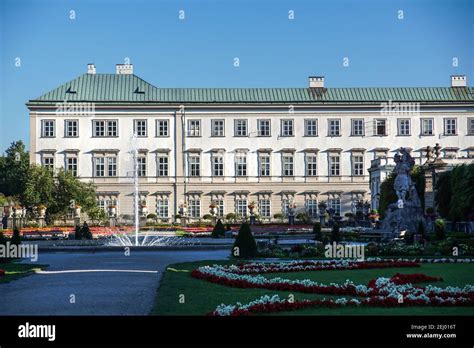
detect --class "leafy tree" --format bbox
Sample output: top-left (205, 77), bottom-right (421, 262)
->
top-left (313, 222), bottom-right (322, 241)
top-left (232, 223), bottom-right (257, 258)
top-left (0, 141), bottom-right (30, 199)
top-left (331, 223), bottom-right (341, 243)
top-left (211, 219), bottom-right (226, 238)
top-left (23, 165), bottom-right (55, 209)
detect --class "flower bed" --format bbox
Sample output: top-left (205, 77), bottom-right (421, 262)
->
top-left (189, 258), bottom-right (474, 315)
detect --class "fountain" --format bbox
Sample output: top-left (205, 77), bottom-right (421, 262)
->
top-left (105, 133), bottom-right (198, 247)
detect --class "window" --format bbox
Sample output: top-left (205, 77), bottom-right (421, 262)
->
top-left (306, 155), bottom-right (317, 176)
top-left (421, 118), bottom-right (434, 135)
top-left (468, 118), bottom-right (474, 135)
top-left (189, 155), bottom-right (200, 176)
top-left (65, 120), bottom-right (78, 137)
top-left (157, 156), bottom-right (168, 176)
top-left (257, 119), bottom-right (271, 136)
top-left (375, 119), bottom-right (387, 136)
top-left (236, 199), bottom-right (247, 217)
top-left (156, 199), bottom-right (169, 218)
top-left (306, 199), bottom-right (318, 217)
top-left (43, 157), bottom-right (54, 170)
top-left (259, 199), bottom-right (271, 218)
top-left (212, 155), bottom-right (224, 176)
top-left (156, 120), bottom-right (169, 137)
top-left (398, 119), bottom-right (410, 136)
top-left (282, 199), bottom-right (290, 216)
top-left (329, 155), bottom-right (340, 176)
top-left (134, 120), bottom-right (147, 137)
top-left (107, 157), bottom-right (117, 177)
top-left (305, 119), bottom-right (318, 136)
top-left (214, 199), bottom-right (224, 217)
top-left (189, 199), bottom-right (201, 218)
top-left (98, 198), bottom-right (117, 213)
top-left (41, 120), bottom-right (55, 137)
top-left (188, 120), bottom-right (201, 137)
top-left (352, 155), bottom-right (364, 176)
top-left (236, 155), bottom-right (247, 176)
top-left (211, 120), bottom-right (225, 137)
top-left (94, 157), bottom-right (105, 177)
top-left (281, 119), bottom-right (294, 136)
top-left (444, 118), bottom-right (457, 135)
top-left (137, 157), bottom-right (146, 177)
top-left (93, 120), bottom-right (117, 137)
top-left (351, 119), bottom-right (364, 136)
top-left (328, 198), bottom-right (341, 215)
top-left (259, 156), bottom-right (270, 177)
top-left (328, 119), bottom-right (341, 136)
top-left (66, 157), bottom-right (78, 176)
top-left (234, 119), bottom-right (248, 137)
top-left (282, 155), bottom-right (294, 176)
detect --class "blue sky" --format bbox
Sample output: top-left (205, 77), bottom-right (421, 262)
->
top-left (0, 0), bottom-right (473, 152)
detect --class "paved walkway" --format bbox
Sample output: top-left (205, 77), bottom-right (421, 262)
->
top-left (0, 250), bottom-right (229, 315)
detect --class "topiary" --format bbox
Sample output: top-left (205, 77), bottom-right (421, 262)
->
top-left (211, 219), bottom-right (226, 238)
top-left (74, 225), bottom-right (82, 240)
top-left (80, 222), bottom-right (92, 240)
top-left (231, 222), bottom-right (257, 259)
top-left (331, 223), bottom-right (341, 243)
top-left (11, 228), bottom-right (21, 245)
top-left (417, 220), bottom-right (425, 240)
top-left (435, 219), bottom-right (446, 241)
top-left (313, 222), bottom-right (322, 241)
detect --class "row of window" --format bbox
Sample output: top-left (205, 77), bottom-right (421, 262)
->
top-left (97, 197), bottom-right (346, 219)
top-left (40, 117), bottom-right (474, 138)
top-left (42, 152), bottom-right (363, 178)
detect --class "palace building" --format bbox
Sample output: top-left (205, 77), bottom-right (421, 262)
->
top-left (27, 64), bottom-right (474, 222)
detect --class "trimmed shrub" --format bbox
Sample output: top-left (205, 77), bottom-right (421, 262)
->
top-left (417, 220), bottom-right (425, 239)
top-left (74, 225), bottom-right (82, 240)
top-left (232, 223), bottom-right (257, 259)
top-left (11, 228), bottom-right (21, 245)
top-left (313, 222), bottom-right (322, 241)
top-left (211, 219), bottom-right (226, 238)
top-left (435, 219), bottom-right (446, 241)
top-left (80, 222), bottom-right (92, 240)
top-left (331, 223), bottom-right (341, 243)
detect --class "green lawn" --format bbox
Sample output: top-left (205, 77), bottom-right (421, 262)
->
top-left (0, 262), bottom-right (48, 284)
top-left (152, 260), bottom-right (474, 316)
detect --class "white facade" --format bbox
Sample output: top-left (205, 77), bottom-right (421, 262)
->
top-left (28, 66), bottom-right (474, 221)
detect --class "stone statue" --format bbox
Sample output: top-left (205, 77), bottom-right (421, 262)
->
top-left (381, 148), bottom-right (424, 237)
top-left (393, 148), bottom-right (416, 208)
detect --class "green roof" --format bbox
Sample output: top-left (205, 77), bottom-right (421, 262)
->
top-left (28, 73), bottom-right (474, 105)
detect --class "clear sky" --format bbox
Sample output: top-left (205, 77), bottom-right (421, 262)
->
top-left (0, 0), bottom-right (473, 153)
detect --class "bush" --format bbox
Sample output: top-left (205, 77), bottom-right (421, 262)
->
top-left (80, 222), bottom-right (92, 240)
top-left (147, 213), bottom-right (157, 220)
top-left (435, 219), bottom-right (446, 241)
top-left (313, 222), bottom-right (322, 241)
top-left (11, 228), bottom-right (21, 245)
top-left (211, 219), bottom-right (226, 238)
top-left (331, 223), bottom-right (341, 243)
top-left (232, 223), bottom-right (257, 258)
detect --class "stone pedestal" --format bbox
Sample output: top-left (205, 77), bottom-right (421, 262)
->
top-left (288, 215), bottom-right (295, 225)
top-left (139, 216), bottom-right (146, 228)
top-left (249, 215), bottom-right (256, 225)
top-left (109, 217), bottom-right (116, 227)
top-left (38, 217), bottom-right (45, 228)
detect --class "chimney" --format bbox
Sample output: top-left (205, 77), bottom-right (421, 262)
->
top-left (87, 63), bottom-right (96, 74)
top-left (309, 76), bottom-right (324, 88)
top-left (451, 75), bottom-right (466, 87)
top-left (116, 64), bottom-right (133, 75)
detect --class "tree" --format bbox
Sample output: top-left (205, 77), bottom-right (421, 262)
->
top-left (313, 222), bottom-right (322, 241)
top-left (331, 223), bottom-right (341, 243)
top-left (232, 223), bottom-right (257, 258)
top-left (211, 219), bottom-right (226, 238)
top-left (23, 165), bottom-right (55, 209)
top-left (0, 141), bottom-right (30, 199)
